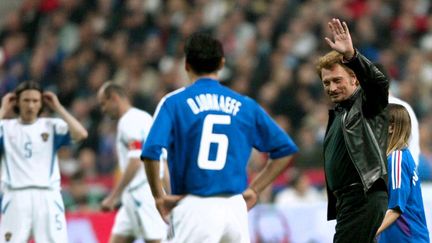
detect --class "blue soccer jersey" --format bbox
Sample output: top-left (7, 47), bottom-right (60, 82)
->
top-left (141, 78), bottom-right (298, 196)
top-left (379, 148), bottom-right (429, 243)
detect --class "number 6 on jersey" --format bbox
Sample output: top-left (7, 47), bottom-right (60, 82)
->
top-left (197, 114), bottom-right (231, 170)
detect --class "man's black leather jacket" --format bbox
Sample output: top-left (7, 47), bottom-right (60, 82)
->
top-left (325, 51), bottom-right (389, 220)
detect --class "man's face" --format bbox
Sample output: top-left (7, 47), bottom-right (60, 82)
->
top-left (97, 91), bottom-right (119, 119)
top-left (18, 89), bottom-right (42, 123)
top-left (321, 64), bottom-right (358, 103)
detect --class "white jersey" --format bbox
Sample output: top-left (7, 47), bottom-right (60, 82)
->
top-left (0, 118), bottom-right (71, 189)
top-left (116, 108), bottom-right (153, 189)
top-left (389, 95), bottom-right (420, 166)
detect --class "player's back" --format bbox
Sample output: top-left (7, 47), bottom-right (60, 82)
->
top-left (145, 78), bottom-right (297, 196)
top-left (0, 118), bottom-right (70, 189)
top-left (116, 107), bottom-right (153, 189)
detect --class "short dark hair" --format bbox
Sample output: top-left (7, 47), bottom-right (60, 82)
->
top-left (184, 33), bottom-right (224, 75)
top-left (14, 81), bottom-right (44, 114)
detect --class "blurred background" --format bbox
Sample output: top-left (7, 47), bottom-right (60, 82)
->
top-left (1, 0), bottom-right (432, 242)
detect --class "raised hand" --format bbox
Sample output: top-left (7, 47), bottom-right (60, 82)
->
top-left (0, 93), bottom-right (17, 118)
top-left (43, 91), bottom-right (62, 112)
top-left (1, 93), bottom-right (17, 112)
top-left (325, 18), bottom-right (355, 60)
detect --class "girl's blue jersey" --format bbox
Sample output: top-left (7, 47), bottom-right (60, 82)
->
top-left (141, 78), bottom-right (298, 196)
top-left (379, 148), bottom-right (429, 243)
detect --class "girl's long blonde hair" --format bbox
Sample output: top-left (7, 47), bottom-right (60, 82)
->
top-left (387, 104), bottom-right (411, 155)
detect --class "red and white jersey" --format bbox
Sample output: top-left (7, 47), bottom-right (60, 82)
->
top-left (0, 118), bottom-right (71, 189)
top-left (116, 108), bottom-right (153, 189)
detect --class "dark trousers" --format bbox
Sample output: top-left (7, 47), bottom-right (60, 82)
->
top-left (333, 184), bottom-right (388, 243)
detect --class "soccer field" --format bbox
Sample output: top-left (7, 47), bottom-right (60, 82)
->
top-left (64, 183), bottom-right (432, 242)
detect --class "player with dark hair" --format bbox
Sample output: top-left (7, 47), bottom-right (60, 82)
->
top-left (141, 33), bottom-right (298, 242)
top-left (0, 81), bottom-right (88, 242)
top-left (97, 82), bottom-right (167, 243)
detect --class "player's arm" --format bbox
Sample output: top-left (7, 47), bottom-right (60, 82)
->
top-left (0, 93), bottom-right (16, 119)
top-left (142, 100), bottom-right (182, 221)
top-left (376, 208), bottom-right (401, 235)
top-left (144, 158), bottom-right (165, 199)
top-left (244, 154), bottom-right (295, 210)
top-left (161, 157), bottom-right (171, 194)
top-left (143, 158), bottom-right (174, 221)
top-left (244, 100), bottom-right (299, 210)
top-left (143, 157), bottom-right (181, 222)
top-left (43, 91), bottom-right (88, 141)
top-left (101, 157), bottom-right (141, 211)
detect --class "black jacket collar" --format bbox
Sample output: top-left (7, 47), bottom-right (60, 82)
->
top-left (334, 87), bottom-right (361, 112)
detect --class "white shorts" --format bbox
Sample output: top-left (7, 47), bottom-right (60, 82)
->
top-left (112, 184), bottom-right (167, 240)
top-left (0, 188), bottom-right (67, 243)
top-left (166, 194), bottom-right (250, 243)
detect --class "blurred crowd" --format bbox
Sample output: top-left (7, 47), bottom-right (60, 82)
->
top-left (1, 0), bottom-right (432, 211)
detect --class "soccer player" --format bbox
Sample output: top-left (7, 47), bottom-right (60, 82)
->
top-left (376, 104), bottom-right (429, 242)
top-left (0, 81), bottom-right (88, 242)
top-left (97, 82), bottom-right (166, 243)
top-left (141, 33), bottom-right (299, 243)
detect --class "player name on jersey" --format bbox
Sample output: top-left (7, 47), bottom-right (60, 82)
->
top-left (187, 93), bottom-right (242, 116)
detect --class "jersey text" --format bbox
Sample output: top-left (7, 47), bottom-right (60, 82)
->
top-left (187, 94), bottom-right (242, 116)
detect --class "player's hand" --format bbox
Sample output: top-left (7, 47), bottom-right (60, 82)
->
top-left (155, 195), bottom-right (184, 223)
top-left (325, 18), bottom-right (355, 60)
top-left (43, 91), bottom-right (62, 112)
top-left (101, 195), bottom-right (117, 211)
top-left (242, 187), bottom-right (258, 211)
top-left (1, 93), bottom-right (17, 113)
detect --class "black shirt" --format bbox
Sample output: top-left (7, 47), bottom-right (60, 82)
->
top-left (324, 108), bottom-right (361, 191)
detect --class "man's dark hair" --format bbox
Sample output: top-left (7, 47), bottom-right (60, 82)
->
top-left (184, 33), bottom-right (224, 75)
top-left (101, 82), bottom-right (128, 99)
top-left (14, 80), bottom-right (44, 114)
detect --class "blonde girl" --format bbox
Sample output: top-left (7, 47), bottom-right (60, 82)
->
top-left (377, 104), bottom-right (429, 242)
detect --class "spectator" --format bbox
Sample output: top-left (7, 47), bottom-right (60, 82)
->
top-left (274, 169), bottom-right (323, 205)
top-left (63, 170), bottom-right (106, 212)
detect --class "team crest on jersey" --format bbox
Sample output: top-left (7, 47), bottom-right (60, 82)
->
top-left (41, 132), bottom-right (49, 142)
top-left (4, 232), bottom-right (11, 242)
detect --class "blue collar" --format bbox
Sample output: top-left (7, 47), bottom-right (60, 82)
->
top-left (194, 78), bottom-right (221, 86)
